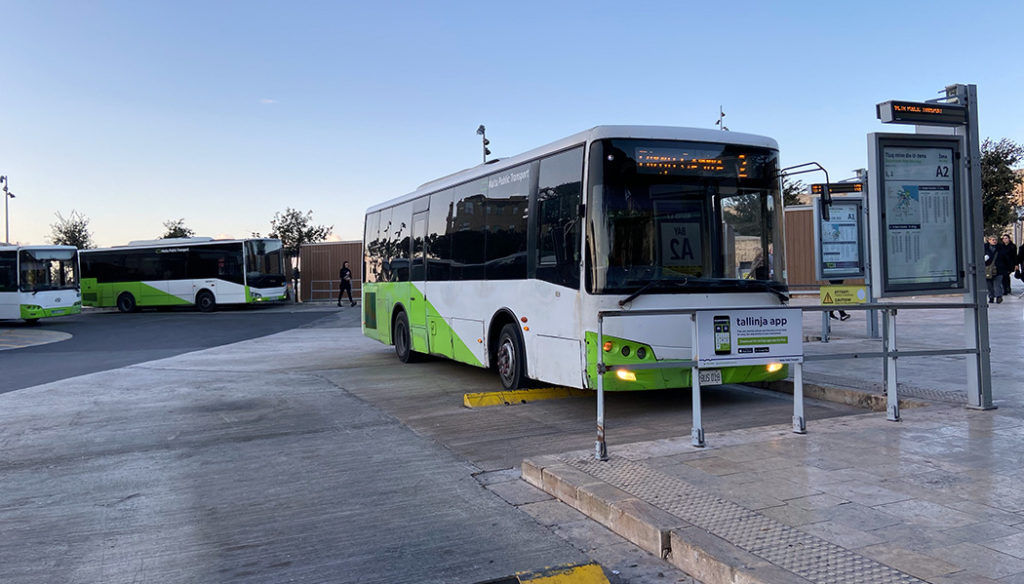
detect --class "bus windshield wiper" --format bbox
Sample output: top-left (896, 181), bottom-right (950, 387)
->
top-left (618, 278), bottom-right (689, 307)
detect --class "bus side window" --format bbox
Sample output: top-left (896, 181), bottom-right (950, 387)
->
top-left (536, 147), bottom-right (584, 289)
top-left (0, 251), bottom-right (16, 292)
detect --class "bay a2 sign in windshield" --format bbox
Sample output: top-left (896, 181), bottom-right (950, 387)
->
top-left (695, 308), bottom-right (803, 367)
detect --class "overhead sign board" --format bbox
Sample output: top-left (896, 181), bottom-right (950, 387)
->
top-left (867, 133), bottom-right (965, 296)
top-left (814, 196), bottom-right (866, 280)
top-left (876, 100), bottom-right (968, 126)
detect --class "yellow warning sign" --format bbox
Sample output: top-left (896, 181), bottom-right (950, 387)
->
top-left (820, 285), bottom-right (867, 305)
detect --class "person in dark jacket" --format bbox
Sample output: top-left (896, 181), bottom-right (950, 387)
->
top-left (338, 261), bottom-right (355, 307)
top-left (994, 235), bottom-right (1016, 302)
top-left (999, 234), bottom-right (1017, 298)
top-left (985, 236), bottom-right (1006, 303)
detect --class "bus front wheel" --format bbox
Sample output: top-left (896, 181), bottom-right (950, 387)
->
top-left (116, 292), bottom-right (136, 313)
top-left (196, 291), bottom-right (216, 312)
top-left (496, 323), bottom-right (526, 390)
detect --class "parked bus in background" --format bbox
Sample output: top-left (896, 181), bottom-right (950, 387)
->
top-left (80, 238), bottom-right (287, 312)
top-left (362, 126), bottom-right (789, 391)
top-left (0, 244), bottom-right (82, 323)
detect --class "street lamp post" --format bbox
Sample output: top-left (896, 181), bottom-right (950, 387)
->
top-left (476, 125), bottom-right (491, 163)
top-left (1, 176), bottom-right (14, 244)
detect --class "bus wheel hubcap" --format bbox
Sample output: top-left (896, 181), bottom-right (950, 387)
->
top-left (498, 340), bottom-right (515, 380)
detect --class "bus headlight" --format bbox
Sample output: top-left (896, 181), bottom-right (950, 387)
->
top-left (766, 362), bottom-right (784, 373)
top-left (616, 369), bottom-right (637, 382)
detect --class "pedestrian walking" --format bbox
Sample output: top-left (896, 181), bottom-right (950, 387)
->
top-left (1000, 234), bottom-right (1017, 297)
top-left (827, 279), bottom-right (850, 321)
top-left (338, 261), bottom-right (355, 307)
top-left (984, 236), bottom-right (1005, 303)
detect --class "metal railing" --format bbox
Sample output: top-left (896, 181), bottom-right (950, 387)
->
top-left (593, 301), bottom-right (983, 461)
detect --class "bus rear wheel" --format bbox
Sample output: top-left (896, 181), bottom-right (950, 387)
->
top-left (393, 311), bottom-right (419, 363)
top-left (496, 323), bottom-right (526, 390)
top-left (196, 291), bottom-right (216, 312)
top-left (116, 292), bottom-right (136, 313)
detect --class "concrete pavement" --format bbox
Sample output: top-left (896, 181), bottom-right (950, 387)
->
top-left (524, 292), bottom-right (1024, 583)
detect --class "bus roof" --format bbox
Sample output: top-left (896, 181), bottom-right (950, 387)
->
top-left (0, 244), bottom-right (79, 252)
top-left (366, 125), bottom-right (779, 214)
top-left (80, 237), bottom-right (279, 253)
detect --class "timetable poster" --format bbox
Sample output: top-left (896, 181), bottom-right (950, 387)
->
top-left (819, 201), bottom-right (861, 278)
top-left (882, 147), bottom-right (958, 286)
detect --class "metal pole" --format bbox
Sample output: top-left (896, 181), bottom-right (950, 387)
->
top-left (595, 314), bottom-right (608, 461)
top-left (821, 310), bottom-right (830, 342)
top-left (2, 176), bottom-right (9, 244)
top-left (953, 84), bottom-right (995, 410)
top-left (792, 362), bottom-right (806, 433)
top-left (690, 314), bottom-right (705, 447)
top-left (885, 308), bottom-right (900, 422)
top-left (858, 168), bottom-right (880, 338)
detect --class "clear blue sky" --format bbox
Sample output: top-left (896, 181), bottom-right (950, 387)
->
top-left (2, 1), bottom-right (1022, 247)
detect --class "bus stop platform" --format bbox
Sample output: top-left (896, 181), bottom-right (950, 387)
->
top-left (523, 294), bottom-right (1024, 584)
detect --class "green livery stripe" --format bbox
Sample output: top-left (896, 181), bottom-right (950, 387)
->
top-left (363, 282), bottom-right (483, 368)
top-left (20, 303), bottom-right (82, 320)
top-left (81, 278), bottom-right (191, 308)
top-left (584, 331), bottom-right (788, 391)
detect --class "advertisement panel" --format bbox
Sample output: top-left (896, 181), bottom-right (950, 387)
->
top-left (695, 308), bottom-right (803, 368)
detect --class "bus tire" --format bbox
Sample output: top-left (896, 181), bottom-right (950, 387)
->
top-left (496, 323), bottom-right (526, 390)
top-left (116, 292), bottom-right (137, 313)
top-left (393, 310), bottom-right (419, 363)
top-left (196, 290), bottom-right (216, 312)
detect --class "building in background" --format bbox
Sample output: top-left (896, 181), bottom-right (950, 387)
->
top-left (298, 241), bottom-right (362, 302)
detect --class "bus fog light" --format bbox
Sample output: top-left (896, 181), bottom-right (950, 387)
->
top-left (616, 369), bottom-right (637, 382)
top-left (766, 362), bottom-right (784, 373)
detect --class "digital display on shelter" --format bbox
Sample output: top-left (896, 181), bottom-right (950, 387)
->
top-left (882, 147), bottom-right (958, 286)
top-left (877, 100), bottom-right (967, 126)
top-left (819, 202), bottom-right (861, 277)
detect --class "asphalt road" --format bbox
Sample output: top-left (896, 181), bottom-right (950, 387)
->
top-left (0, 302), bottom-right (867, 583)
top-left (0, 304), bottom-right (333, 394)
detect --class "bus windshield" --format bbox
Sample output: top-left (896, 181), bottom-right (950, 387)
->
top-left (20, 248), bottom-right (78, 292)
top-left (245, 239), bottom-right (286, 287)
top-left (586, 139), bottom-right (785, 295)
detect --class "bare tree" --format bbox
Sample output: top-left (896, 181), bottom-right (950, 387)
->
top-left (160, 218), bottom-right (195, 239)
top-left (49, 210), bottom-right (95, 249)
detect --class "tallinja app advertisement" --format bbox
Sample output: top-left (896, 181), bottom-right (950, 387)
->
top-left (695, 309), bottom-right (803, 368)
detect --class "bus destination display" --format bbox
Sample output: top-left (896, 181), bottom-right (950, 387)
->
top-left (635, 147), bottom-right (754, 178)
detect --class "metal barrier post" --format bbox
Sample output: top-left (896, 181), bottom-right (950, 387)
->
top-left (690, 314), bottom-right (705, 447)
top-left (595, 314), bottom-right (608, 461)
top-left (821, 310), bottom-right (831, 343)
top-left (792, 362), bottom-right (806, 433)
top-left (885, 308), bottom-right (901, 421)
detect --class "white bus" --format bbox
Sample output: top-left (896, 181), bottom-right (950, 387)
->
top-left (80, 237), bottom-right (288, 312)
top-left (0, 245), bottom-right (82, 323)
top-left (362, 126), bottom-right (788, 391)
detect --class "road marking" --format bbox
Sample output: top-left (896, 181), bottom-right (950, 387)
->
top-left (0, 329), bottom-right (72, 351)
top-left (517, 563), bottom-right (610, 583)
top-left (463, 387), bottom-right (591, 408)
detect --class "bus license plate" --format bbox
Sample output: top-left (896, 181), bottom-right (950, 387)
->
top-left (698, 369), bottom-right (723, 386)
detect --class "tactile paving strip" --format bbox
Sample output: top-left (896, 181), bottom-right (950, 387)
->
top-left (563, 456), bottom-right (925, 584)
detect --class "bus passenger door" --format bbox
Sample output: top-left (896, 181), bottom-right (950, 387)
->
top-left (409, 211), bottom-right (429, 353)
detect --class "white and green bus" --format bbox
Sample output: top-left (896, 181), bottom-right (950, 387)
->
top-left (0, 245), bottom-right (82, 323)
top-left (363, 126), bottom-right (789, 391)
top-left (81, 237), bottom-right (288, 312)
